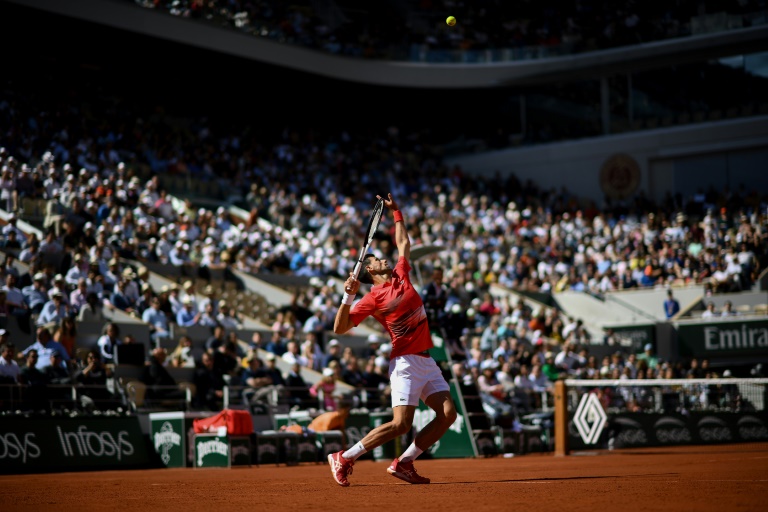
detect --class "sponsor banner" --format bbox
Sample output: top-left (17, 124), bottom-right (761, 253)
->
top-left (0, 416), bottom-right (150, 473)
top-left (194, 434), bottom-right (230, 468)
top-left (568, 411), bottom-right (768, 450)
top-left (676, 319), bottom-right (768, 359)
top-left (604, 324), bottom-right (655, 353)
top-left (230, 436), bottom-right (252, 466)
top-left (148, 411), bottom-right (211, 468)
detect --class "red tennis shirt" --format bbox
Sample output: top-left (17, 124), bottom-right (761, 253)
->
top-left (349, 256), bottom-right (433, 358)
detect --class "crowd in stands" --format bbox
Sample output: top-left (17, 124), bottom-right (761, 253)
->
top-left (1, 53), bottom-right (767, 418)
top-left (131, 0), bottom-right (768, 60)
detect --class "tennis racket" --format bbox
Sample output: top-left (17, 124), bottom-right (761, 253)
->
top-left (346, 197), bottom-right (385, 292)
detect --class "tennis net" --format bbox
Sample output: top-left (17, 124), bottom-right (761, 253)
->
top-left (562, 378), bottom-right (768, 451)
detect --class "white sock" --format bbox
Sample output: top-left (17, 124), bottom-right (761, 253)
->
top-left (342, 441), bottom-right (367, 461)
top-left (399, 442), bottom-right (423, 463)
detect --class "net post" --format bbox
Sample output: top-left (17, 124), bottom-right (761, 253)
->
top-left (554, 379), bottom-right (569, 457)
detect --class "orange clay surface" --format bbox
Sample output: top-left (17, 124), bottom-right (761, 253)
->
top-left (2, 444), bottom-right (767, 512)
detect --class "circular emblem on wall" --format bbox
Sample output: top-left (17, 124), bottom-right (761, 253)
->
top-left (600, 153), bottom-right (641, 199)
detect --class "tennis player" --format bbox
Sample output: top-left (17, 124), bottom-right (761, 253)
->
top-left (327, 193), bottom-right (457, 486)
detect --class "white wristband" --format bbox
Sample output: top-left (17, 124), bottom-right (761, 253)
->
top-left (341, 293), bottom-right (356, 306)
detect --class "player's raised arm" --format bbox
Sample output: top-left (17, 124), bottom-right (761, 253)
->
top-left (379, 193), bottom-right (410, 261)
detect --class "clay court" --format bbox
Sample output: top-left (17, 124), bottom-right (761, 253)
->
top-left (3, 444), bottom-right (767, 512)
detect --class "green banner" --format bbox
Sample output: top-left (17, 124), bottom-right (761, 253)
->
top-left (0, 416), bottom-right (150, 474)
top-left (149, 411), bottom-right (211, 468)
top-left (429, 330), bottom-right (450, 362)
top-left (194, 434), bottom-right (230, 467)
top-left (675, 318), bottom-right (768, 358)
top-left (415, 381), bottom-right (476, 458)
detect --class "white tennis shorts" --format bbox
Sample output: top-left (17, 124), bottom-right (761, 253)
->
top-left (389, 354), bottom-right (450, 407)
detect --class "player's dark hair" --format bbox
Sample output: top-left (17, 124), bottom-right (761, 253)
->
top-left (358, 254), bottom-right (377, 285)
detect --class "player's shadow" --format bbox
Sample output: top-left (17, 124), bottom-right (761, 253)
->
top-left (429, 473), bottom-right (679, 485)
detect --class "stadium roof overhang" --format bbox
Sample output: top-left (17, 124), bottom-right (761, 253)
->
top-left (6, 0), bottom-right (768, 89)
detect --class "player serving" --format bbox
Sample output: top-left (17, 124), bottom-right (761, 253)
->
top-left (328, 193), bottom-right (457, 486)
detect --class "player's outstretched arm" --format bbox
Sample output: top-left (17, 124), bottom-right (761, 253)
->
top-left (378, 193), bottom-right (410, 260)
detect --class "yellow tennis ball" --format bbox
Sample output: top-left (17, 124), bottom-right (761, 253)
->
top-left (446, 16), bottom-right (456, 27)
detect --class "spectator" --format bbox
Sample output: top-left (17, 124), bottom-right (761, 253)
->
top-left (193, 351), bottom-right (226, 410)
top-left (197, 285), bottom-right (219, 316)
top-left (20, 327), bottom-right (70, 371)
top-left (135, 283), bottom-right (155, 316)
top-left (74, 349), bottom-right (114, 406)
top-left (263, 353), bottom-right (285, 387)
top-left (265, 330), bottom-right (287, 357)
top-left (664, 289), bottom-right (681, 319)
top-left (637, 343), bottom-right (659, 370)
top-left (513, 364), bottom-right (536, 411)
top-left (701, 301), bottom-right (717, 318)
top-left (529, 364), bottom-right (553, 393)
top-left (216, 301), bottom-right (242, 330)
top-left (180, 280), bottom-right (198, 312)
top-left (360, 334), bottom-right (383, 361)
top-left (176, 296), bottom-right (200, 326)
top-left (65, 253), bottom-right (89, 287)
top-left (212, 341), bottom-right (240, 379)
top-left (142, 296), bottom-right (171, 346)
top-left (169, 335), bottom-right (197, 368)
top-left (22, 272), bottom-right (48, 314)
top-left (284, 361), bottom-right (311, 408)
top-left (141, 347), bottom-right (184, 402)
top-left (721, 300), bottom-right (738, 317)
top-left (541, 352), bottom-right (560, 382)
top-left (198, 302), bottom-right (218, 328)
top-left (96, 322), bottom-right (121, 364)
top-left (0, 341), bottom-right (21, 385)
top-left (300, 331), bottom-right (324, 372)
top-left (322, 339), bottom-right (343, 368)
top-left (310, 367), bottom-right (338, 410)
top-left (2, 274), bottom-right (27, 315)
top-left (241, 356), bottom-right (279, 406)
top-left (78, 292), bottom-right (107, 323)
top-left (477, 359), bottom-right (506, 401)
top-left (167, 283), bottom-right (184, 316)
top-left (44, 351), bottom-right (73, 404)
top-left (282, 340), bottom-right (309, 367)
top-left (205, 325), bottom-right (227, 353)
top-left (340, 355), bottom-right (365, 389)
top-left (554, 341), bottom-right (581, 375)
top-left (52, 316), bottom-right (77, 359)
top-left (69, 277), bottom-right (90, 315)
top-left (109, 279), bottom-right (135, 314)
top-left (18, 349), bottom-right (48, 411)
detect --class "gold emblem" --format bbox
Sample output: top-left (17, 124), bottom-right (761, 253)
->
top-left (600, 154), bottom-right (641, 200)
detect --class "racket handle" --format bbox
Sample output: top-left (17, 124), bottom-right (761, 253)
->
top-left (346, 261), bottom-right (363, 292)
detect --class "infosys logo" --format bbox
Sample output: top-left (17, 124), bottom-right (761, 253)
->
top-left (0, 432), bottom-right (41, 464)
top-left (56, 426), bottom-right (135, 460)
